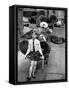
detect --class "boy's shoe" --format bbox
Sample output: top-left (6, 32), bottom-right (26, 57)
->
top-left (26, 77), bottom-right (31, 81)
top-left (32, 75), bottom-right (36, 79)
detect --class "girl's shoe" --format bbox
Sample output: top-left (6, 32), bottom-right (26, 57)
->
top-left (26, 77), bottom-right (31, 81)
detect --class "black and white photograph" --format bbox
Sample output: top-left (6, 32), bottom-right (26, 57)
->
top-left (17, 6), bottom-right (67, 83)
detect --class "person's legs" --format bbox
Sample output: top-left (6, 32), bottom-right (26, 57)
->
top-left (32, 61), bottom-right (37, 77)
top-left (27, 61), bottom-right (34, 80)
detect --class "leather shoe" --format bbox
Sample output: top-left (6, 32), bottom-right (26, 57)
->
top-left (26, 77), bottom-right (31, 81)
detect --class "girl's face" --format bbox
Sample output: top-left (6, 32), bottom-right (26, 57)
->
top-left (32, 32), bottom-right (37, 39)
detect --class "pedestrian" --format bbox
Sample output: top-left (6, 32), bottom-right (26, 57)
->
top-left (24, 31), bottom-right (44, 80)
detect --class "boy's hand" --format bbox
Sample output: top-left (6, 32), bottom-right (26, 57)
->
top-left (24, 55), bottom-right (27, 59)
top-left (41, 55), bottom-right (44, 59)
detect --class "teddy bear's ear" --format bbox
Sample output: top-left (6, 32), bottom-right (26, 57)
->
top-left (40, 22), bottom-right (48, 28)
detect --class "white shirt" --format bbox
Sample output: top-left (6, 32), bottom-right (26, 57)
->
top-left (25, 39), bottom-right (43, 56)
